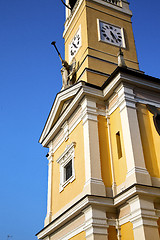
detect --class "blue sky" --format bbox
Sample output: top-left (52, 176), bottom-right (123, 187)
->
top-left (0, 1), bottom-right (159, 240)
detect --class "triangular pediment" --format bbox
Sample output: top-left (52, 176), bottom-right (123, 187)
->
top-left (39, 82), bottom-right (83, 146)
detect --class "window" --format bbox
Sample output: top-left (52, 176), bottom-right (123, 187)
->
top-left (116, 131), bottom-right (122, 159)
top-left (65, 160), bottom-right (72, 181)
top-left (57, 142), bottom-right (76, 192)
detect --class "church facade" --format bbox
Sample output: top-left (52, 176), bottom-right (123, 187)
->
top-left (36, 0), bottom-right (160, 239)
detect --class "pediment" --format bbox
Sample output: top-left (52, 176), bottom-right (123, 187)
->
top-left (39, 82), bottom-right (83, 145)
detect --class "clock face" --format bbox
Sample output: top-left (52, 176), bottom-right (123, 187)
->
top-left (69, 27), bottom-right (81, 63)
top-left (99, 20), bottom-right (125, 47)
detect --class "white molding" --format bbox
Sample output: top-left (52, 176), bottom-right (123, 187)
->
top-left (116, 83), bottom-right (136, 111)
top-left (81, 97), bottom-right (98, 125)
top-left (151, 177), bottom-right (160, 187)
top-left (120, 72), bottom-right (160, 92)
top-left (58, 223), bottom-right (85, 240)
top-left (45, 100), bottom-right (106, 157)
top-left (40, 82), bottom-right (84, 144)
top-left (37, 196), bottom-right (88, 239)
top-left (119, 214), bottom-right (131, 226)
top-left (41, 84), bottom-right (103, 147)
top-left (57, 142), bottom-right (76, 192)
top-left (41, 70), bottom-right (160, 148)
top-left (128, 195), bottom-right (160, 230)
top-left (37, 195), bottom-right (114, 239)
top-left (45, 147), bottom-right (54, 226)
top-left (126, 167), bottom-right (150, 178)
top-left (135, 96), bottom-right (160, 108)
top-left (51, 106), bottom-right (82, 155)
top-left (83, 206), bottom-right (108, 237)
top-left (103, 72), bottom-right (160, 104)
top-left (37, 186), bottom-right (160, 239)
top-left (81, 97), bottom-right (106, 196)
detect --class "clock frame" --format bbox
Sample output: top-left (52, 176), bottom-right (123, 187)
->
top-left (98, 19), bottom-right (125, 48)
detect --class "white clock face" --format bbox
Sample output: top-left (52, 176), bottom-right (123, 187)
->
top-left (99, 20), bottom-right (125, 47)
top-left (69, 27), bottom-right (81, 63)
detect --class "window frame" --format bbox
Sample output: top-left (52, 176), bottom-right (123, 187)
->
top-left (57, 142), bottom-right (76, 192)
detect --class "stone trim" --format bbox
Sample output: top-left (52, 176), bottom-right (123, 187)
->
top-left (57, 142), bottom-right (76, 192)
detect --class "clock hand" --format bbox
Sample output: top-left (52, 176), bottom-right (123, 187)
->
top-left (72, 43), bottom-right (78, 48)
top-left (110, 31), bottom-right (117, 41)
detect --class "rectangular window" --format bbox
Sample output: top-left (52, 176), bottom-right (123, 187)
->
top-left (56, 142), bottom-right (76, 192)
top-left (116, 131), bottom-right (122, 159)
top-left (65, 160), bottom-right (72, 181)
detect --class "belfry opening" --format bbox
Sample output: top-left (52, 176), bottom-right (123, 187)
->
top-left (69, 0), bottom-right (77, 10)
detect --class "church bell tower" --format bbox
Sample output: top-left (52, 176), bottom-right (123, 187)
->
top-left (64, 0), bottom-right (139, 86)
top-left (36, 1), bottom-right (160, 240)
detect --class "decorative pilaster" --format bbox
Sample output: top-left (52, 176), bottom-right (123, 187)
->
top-left (44, 144), bottom-right (54, 226)
top-left (117, 83), bottom-right (151, 187)
top-left (81, 97), bottom-right (106, 196)
top-left (129, 196), bottom-right (159, 240)
top-left (83, 206), bottom-right (108, 240)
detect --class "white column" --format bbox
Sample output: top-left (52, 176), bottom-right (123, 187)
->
top-left (44, 144), bottom-right (54, 226)
top-left (81, 97), bottom-right (106, 196)
top-left (83, 206), bottom-right (108, 240)
top-left (117, 84), bottom-right (151, 187)
top-left (129, 196), bottom-right (159, 240)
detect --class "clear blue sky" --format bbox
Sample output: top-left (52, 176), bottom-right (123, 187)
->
top-left (0, 1), bottom-right (159, 240)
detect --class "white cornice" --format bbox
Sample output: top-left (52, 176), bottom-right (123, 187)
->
top-left (114, 184), bottom-right (160, 207)
top-left (103, 71), bottom-right (160, 103)
top-left (36, 195), bottom-right (114, 239)
top-left (37, 185), bottom-right (160, 239)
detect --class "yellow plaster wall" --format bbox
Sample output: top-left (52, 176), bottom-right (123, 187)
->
top-left (110, 108), bottom-right (127, 186)
top-left (52, 121), bottom-right (85, 215)
top-left (137, 104), bottom-right (160, 178)
top-left (98, 115), bottom-right (112, 187)
top-left (121, 222), bottom-right (134, 240)
top-left (69, 231), bottom-right (86, 240)
top-left (108, 226), bottom-right (118, 240)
